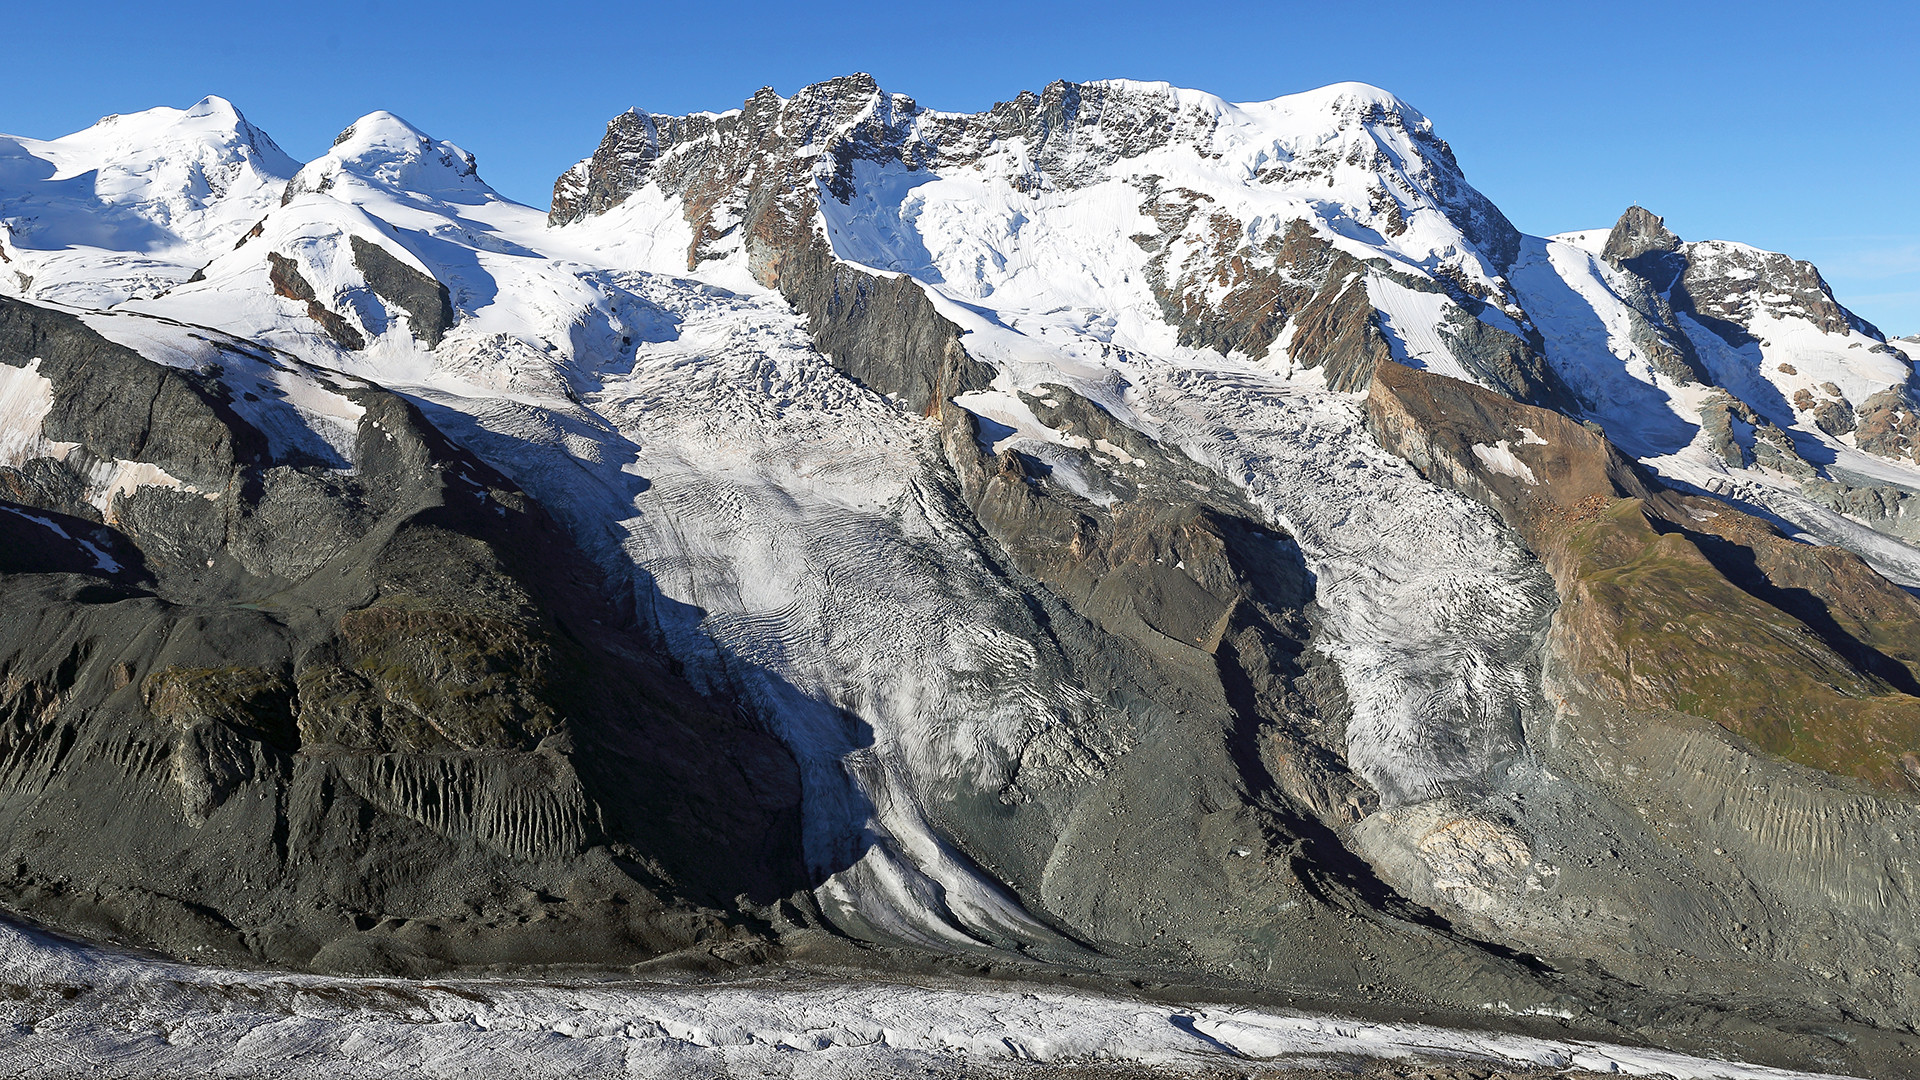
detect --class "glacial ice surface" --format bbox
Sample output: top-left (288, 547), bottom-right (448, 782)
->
top-left (0, 917), bottom-right (1854, 1080)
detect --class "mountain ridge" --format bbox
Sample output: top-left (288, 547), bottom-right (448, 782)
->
top-left (0, 75), bottom-right (1917, 1077)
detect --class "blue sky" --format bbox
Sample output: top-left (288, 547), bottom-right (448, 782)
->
top-left (7, 0), bottom-right (1917, 334)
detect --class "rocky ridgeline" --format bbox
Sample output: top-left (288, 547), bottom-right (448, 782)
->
top-left (1, 76), bottom-right (1919, 1076)
top-left (549, 75), bottom-right (1532, 405)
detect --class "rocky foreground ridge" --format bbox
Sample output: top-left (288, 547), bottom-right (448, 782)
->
top-left (1, 77), bottom-right (1919, 1075)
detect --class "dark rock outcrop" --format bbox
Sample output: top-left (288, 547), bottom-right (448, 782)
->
top-left (1854, 385), bottom-right (1920, 462)
top-left (1287, 250), bottom-right (1394, 390)
top-left (1601, 205), bottom-right (1684, 290)
top-left (0, 296), bottom-right (807, 973)
top-left (765, 234), bottom-right (993, 415)
top-left (1792, 383), bottom-right (1857, 436)
top-left (550, 110), bottom-right (671, 225)
top-left (1591, 208), bottom-right (1711, 385)
top-left (1805, 476), bottom-right (1920, 542)
top-left (348, 236), bottom-right (454, 348)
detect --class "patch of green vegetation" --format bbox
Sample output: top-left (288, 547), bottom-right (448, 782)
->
top-left (305, 599), bottom-right (560, 752)
top-left (1561, 500), bottom-right (1920, 792)
top-left (142, 666), bottom-right (298, 751)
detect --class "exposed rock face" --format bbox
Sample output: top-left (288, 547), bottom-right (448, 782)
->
top-left (1855, 384), bottom-right (1920, 462)
top-left (1806, 476), bottom-right (1920, 541)
top-left (550, 110), bottom-right (672, 224)
top-left (1434, 302), bottom-right (1549, 398)
top-left (1678, 239), bottom-right (1884, 343)
top-left (0, 298), bottom-right (264, 525)
top-left (1128, 207), bottom-right (1559, 408)
top-left (1367, 358), bottom-right (1920, 792)
top-left (0, 295), bottom-right (806, 973)
top-left (1588, 208), bottom-right (1710, 385)
top-left (348, 236), bottom-right (453, 348)
top-left (1132, 189), bottom-right (1313, 361)
top-left (763, 228), bottom-right (993, 416)
top-left (944, 385), bottom-right (1368, 814)
top-left (1600, 205), bottom-right (1683, 289)
top-left (911, 382), bottom-right (1590, 1012)
top-left (1289, 251), bottom-right (1396, 390)
top-left (1698, 390), bottom-right (1816, 476)
top-left (267, 251), bottom-right (365, 350)
top-left (1792, 382), bottom-right (1857, 436)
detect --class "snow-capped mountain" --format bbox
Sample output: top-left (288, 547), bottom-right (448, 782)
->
top-left (1, 77), bottom-right (1918, 1078)
top-left (548, 74), bottom-right (1920, 581)
top-left (0, 96), bottom-right (296, 308)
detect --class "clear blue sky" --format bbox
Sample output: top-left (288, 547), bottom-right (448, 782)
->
top-left (6, 1), bottom-right (1916, 335)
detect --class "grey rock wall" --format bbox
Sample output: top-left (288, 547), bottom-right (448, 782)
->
top-left (0, 296), bottom-right (808, 974)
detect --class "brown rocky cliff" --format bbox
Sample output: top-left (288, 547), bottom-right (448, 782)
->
top-left (1367, 358), bottom-right (1920, 792)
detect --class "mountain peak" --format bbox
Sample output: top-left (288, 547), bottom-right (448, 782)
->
top-left (332, 110), bottom-right (435, 149)
top-left (1601, 204), bottom-right (1686, 290)
top-left (1305, 80), bottom-right (1420, 112)
top-left (0, 94), bottom-right (297, 305)
top-left (289, 110), bottom-right (488, 203)
top-left (181, 94), bottom-right (241, 122)
top-left (1602, 204), bottom-right (1682, 261)
top-left (12, 95), bottom-right (296, 179)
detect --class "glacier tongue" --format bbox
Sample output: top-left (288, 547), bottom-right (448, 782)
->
top-left (404, 272), bottom-right (1080, 952)
top-left (1140, 366), bottom-right (1556, 804)
top-left (919, 287), bottom-right (1555, 806)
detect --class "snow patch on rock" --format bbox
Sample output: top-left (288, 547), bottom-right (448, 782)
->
top-left (1472, 440), bottom-right (1538, 484)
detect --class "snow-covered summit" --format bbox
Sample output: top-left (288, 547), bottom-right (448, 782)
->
top-left (285, 111), bottom-right (490, 206)
top-left (1206, 78), bottom-right (1434, 139)
top-left (547, 75), bottom-right (1920, 582)
top-left (120, 105), bottom-right (663, 403)
top-left (0, 96), bottom-right (297, 306)
top-left (550, 74), bottom-right (1525, 356)
top-left (0, 95), bottom-right (295, 216)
